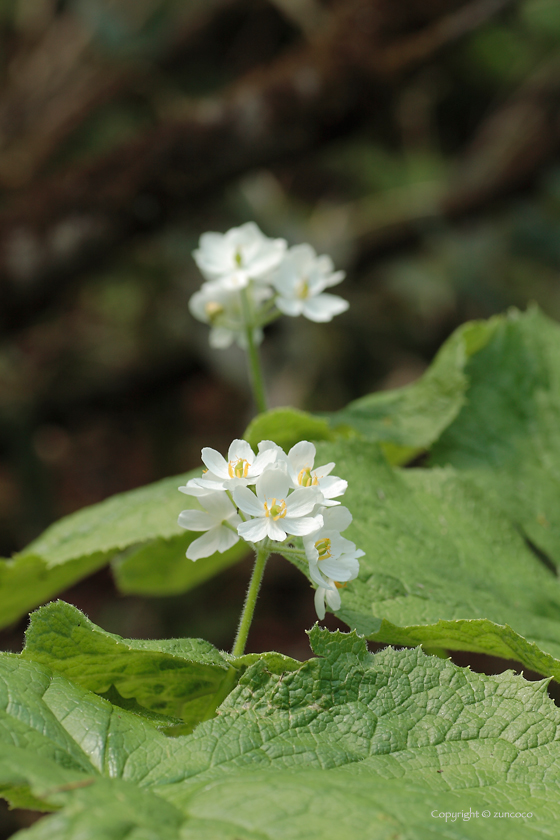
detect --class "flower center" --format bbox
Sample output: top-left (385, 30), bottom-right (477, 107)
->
top-left (234, 249), bottom-right (243, 267)
top-left (228, 458), bottom-right (250, 479)
top-left (334, 581), bottom-right (347, 590)
top-left (298, 467), bottom-right (318, 487)
top-left (264, 497), bottom-right (287, 520)
top-left (204, 301), bottom-right (224, 323)
top-left (296, 279), bottom-right (310, 300)
top-left (315, 537), bottom-right (332, 560)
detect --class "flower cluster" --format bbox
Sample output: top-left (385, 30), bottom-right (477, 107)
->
top-left (189, 222), bottom-right (349, 348)
top-left (178, 439), bottom-right (363, 618)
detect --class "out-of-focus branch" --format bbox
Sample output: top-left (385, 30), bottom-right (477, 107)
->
top-left (349, 53), bottom-right (560, 262)
top-left (0, 0), bottom-right (516, 330)
top-left (0, 0), bottom-right (238, 190)
top-left (442, 56), bottom-right (560, 217)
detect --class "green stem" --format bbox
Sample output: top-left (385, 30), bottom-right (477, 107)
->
top-left (231, 542), bottom-right (270, 657)
top-left (240, 287), bottom-right (268, 414)
top-left (200, 541), bottom-right (271, 722)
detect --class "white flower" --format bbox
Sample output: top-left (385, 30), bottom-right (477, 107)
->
top-left (189, 283), bottom-right (273, 349)
top-left (304, 506), bottom-right (363, 593)
top-left (185, 439), bottom-right (277, 493)
top-left (193, 222), bottom-right (286, 291)
top-left (258, 439), bottom-right (347, 505)
top-left (271, 243), bottom-right (349, 322)
top-left (178, 490), bottom-right (241, 560)
top-left (233, 468), bottom-right (323, 543)
top-left (314, 580), bottom-right (343, 620)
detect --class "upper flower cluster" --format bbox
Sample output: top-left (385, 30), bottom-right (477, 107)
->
top-left (189, 222), bottom-right (349, 348)
top-left (178, 439), bottom-right (363, 618)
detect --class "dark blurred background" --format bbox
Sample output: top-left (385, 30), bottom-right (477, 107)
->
top-left (1, 1), bottom-right (560, 828)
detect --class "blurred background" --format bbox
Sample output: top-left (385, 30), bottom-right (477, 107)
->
top-left (1, 0), bottom-right (560, 827)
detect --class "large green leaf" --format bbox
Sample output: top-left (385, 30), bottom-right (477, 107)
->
top-left (289, 438), bottom-right (560, 678)
top-left (430, 306), bottom-right (560, 568)
top-left (244, 406), bottom-right (335, 452)
top-left (0, 471), bottom-right (247, 630)
top-left (246, 317), bottom-right (495, 466)
top-left (2, 629), bottom-right (560, 838)
top-left (22, 601), bottom-right (300, 732)
top-left (321, 316), bottom-right (497, 464)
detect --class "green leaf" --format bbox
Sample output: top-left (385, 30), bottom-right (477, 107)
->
top-left (320, 317), bottom-right (497, 464)
top-left (430, 306), bottom-right (560, 569)
top-left (22, 601), bottom-right (230, 729)
top-left (296, 438), bottom-right (560, 678)
top-left (22, 601), bottom-right (301, 732)
top-left (3, 630), bottom-right (560, 837)
top-left (244, 407), bottom-right (335, 452)
top-left (112, 532), bottom-right (246, 596)
top-left (0, 471), bottom-right (248, 630)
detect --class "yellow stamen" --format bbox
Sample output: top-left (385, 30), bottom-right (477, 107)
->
top-left (264, 497), bottom-right (287, 520)
top-left (315, 537), bottom-right (332, 561)
top-left (204, 301), bottom-right (224, 323)
top-left (298, 467), bottom-right (318, 487)
top-left (334, 581), bottom-right (347, 590)
top-left (228, 458), bottom-right (250, 479)
top-left (296, 279), bottom-right (310, 300)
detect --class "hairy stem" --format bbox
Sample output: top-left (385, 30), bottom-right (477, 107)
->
top-left (232, 542), bottom-right (270, 657)
top-left (240, 287), bottom-right (268, 413)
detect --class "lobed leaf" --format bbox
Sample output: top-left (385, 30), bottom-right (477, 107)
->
top-left (430, 306), bottom-right (560, 568)
top-left (2, 629), bottom-right (560, 837)
top-left (22, 601), bottom-right (300, 732)
top-left (299, 438), bottom-right (560, 676)
top-left (244, 406), bottom-right (335, 452)
top-left (0, 471), bottom-right (248, 630)
top-left (319, 316), bottom-right (497, 464)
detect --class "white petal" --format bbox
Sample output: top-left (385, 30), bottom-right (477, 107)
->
top-left (319, 556), bottom-right (359, 581)
top-left (288, 441), bottom-right (316, 474)
top-left (258, 440), bottom-right (284, 455)
top-left (250, 448), bottom-right (278, 475)
top-left (188, 290), bottom-right (210, 323)
top-left (319, 476), bottom-right (347, 500)
top-left (312, 462), bottom-right (335, 479)
top-left (201, 448), bottom-right (229, 479)
top-left (247, 245), bottom-right (286, 279)
top-left (275, 297), bottom-right (303, 317)
top-left (214, 526), bottom-right (240, 554)
top-left (325, 586), bottom-right (342, 611)
top-left (308, 559), bottom-right (330, 589)
top-left (323, 269), bottom-right (345, 289)
top-left (200, 491), bottom-right (237, 521)
top-left (186, 527), bottom-right (223, 560)
top-left (314, 587), bottom-right (326, 620)
top-left (284, 513), bottom-right (323, 536)
top-left (237, 517), bottom-right (269, 542)
top-left (256, 468), bottom-right (290, 503)
top-left (322, 505), bottom-right (352, 532)
top-left (185, 475), bottom-right (226, 492)
top-left (285, 487), bottom-right (321, 518)
top-left (302, 294), bottom-right (349, 323)
top-left (178, 510), bottom-right (214, 531)
top-left (209, 327), bottom-right (236, 349)
top-left (289, 243), bottom-right (316, 268)
top-left (315, 254), bottom-right (334, 274)
top-left (233, 486), bottom-right (263, 518)
top-left (328, 532), bottom-right (357, 556)
top-left (266, 518), bottom-right (287, 541)
top-left (178, 479), bottom-right (213, 496)
top-left (228, 439), bottom-right (255, 463)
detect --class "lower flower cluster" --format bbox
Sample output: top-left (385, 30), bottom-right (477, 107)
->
top-left (178, 439), bottom-right (363, 618)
